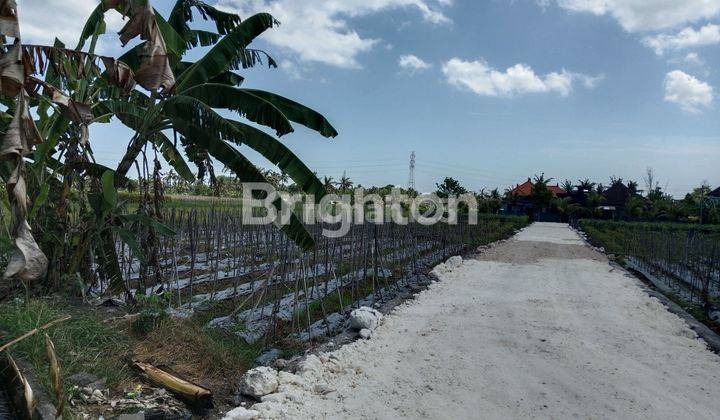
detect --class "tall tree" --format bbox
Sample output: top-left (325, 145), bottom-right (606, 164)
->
top-left (338, 171), bottom-right (353, 192)
top-left (435, 177), bottom-right (467, 199)
top-left (530, 174), bottom-right (553, 209)
top-left (627, 180), bottom-right (639, 196)
top-left (577, 179), bottom-right (596, 192)
top-left (322, 176), bottom-right (336, 193)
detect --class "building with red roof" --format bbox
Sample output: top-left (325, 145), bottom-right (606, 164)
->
top-left (508, 178), bottom-right (567, 198)
top-left (503, 177), bottom-right (568, 221)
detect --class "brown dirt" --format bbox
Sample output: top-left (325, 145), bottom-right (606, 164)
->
top-left (476, 240), bottom-right (604, 264)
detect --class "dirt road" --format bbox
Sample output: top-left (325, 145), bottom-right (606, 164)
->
top-left (246, 223), bottom-right (720, 419)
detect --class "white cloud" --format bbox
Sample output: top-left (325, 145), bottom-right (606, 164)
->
top-left (553, 0), bottom-right (720, 32)
top-left (664, 70), bottom-right (713, 113)
top-left (218, 0), bottom-right (452, 69)
top-left (398, 54), bottom-right (431, 73)
top-left (642, 24), bottom-right (720, 55)
top-left (18, 0), bottom-right (124, 48)
top-left (536, 0), bottom-right (552, 10)
top-left (442, 58), bottom-right (601, 97)
top-left (280, 60), bottom-right (303, 79)
top-left (682, 52), bottom-right (705, 66)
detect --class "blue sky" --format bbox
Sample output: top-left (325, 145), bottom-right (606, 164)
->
top-left (19, 0), bottom-right (720, 196)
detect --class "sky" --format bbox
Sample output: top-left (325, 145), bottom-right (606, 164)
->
top-left (17, 0), bottom-right (720, 196)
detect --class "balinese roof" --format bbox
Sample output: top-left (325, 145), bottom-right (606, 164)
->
top-left (510, 178), bottom-right (566, 197)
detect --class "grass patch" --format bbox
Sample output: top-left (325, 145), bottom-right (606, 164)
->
top-left (654, 288), bottom-right (717, 325)
top-left (132, 314), bottom-right (262, 401)
top-left (578, 224), bottom-right (625, 254)
top-left (0, 298), bottom-right (132, 396)
top-left (0, 296), bottom-right (265, 413)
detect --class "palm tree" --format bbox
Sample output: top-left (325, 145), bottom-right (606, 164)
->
top-left (627, 180), bottom-right (639, 196)
top-left (610, 176), bottom-right (624, 187)
top-left (530, 174), bottom-right (554, 209)
top-left (322, 176), bottom-right (337, 193)
top-left (577, 179), bottom-right (596, 193)
top-left (338, 172), bottom-right (354, 192)
top-left (561, 180), bottom-right (574, 193)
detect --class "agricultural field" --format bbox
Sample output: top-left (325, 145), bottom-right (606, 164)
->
top-left (1, 211), bottom-right (527, 417)
top-left (109, 210), bottom-right (528, 345)
top-left (578, 220), bottom-right (720, 323)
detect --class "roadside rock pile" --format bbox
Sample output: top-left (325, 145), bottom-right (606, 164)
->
top-left (227, 353), bottom-right (355, 419)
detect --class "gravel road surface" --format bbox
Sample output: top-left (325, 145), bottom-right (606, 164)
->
top-left (244, 223), bottom-right (720, 419)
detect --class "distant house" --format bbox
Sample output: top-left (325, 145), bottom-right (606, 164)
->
top-left (503, 178), bottom-right (566, 221)
top-left (508, 178), bottom-right (566, 198)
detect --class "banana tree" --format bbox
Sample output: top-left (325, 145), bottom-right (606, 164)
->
top-left (0, 0), bottom-right (336, 293)
top-left (77, 0), bottom-right (337, 249)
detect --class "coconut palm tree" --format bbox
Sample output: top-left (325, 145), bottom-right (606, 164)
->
top-left (577, 179), bottom-right (596, 193)
top-left (338, 172), bottom-right (354, 192)
top-left (530, 174), bottom-right (554, 209)
top-left (610, 176), bottom-right (624, 187)
top-left (627, 180), bottom-right (639, 196)
top-left (322, 176), bottom-right (337, 193)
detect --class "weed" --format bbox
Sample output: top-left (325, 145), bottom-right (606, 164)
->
top-left (0, 298), bottom-right (132, 396)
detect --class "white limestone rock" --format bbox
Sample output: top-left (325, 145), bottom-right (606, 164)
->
top-left (323, 355), bottom-right (345, 373)
top-left (296, 354), bottom-right (324, 378)
top-left (251, 401), bottom-right (288, 419)
top-left (359, 328), bottom-right (372, 339)
top-left (240, 367), bottom-right (279, 398)
top-left (431, 256), bottom-right (463, 279)
top-left (446, 255), bottom-right (463, 269)
top-left (430, 263), bottom-right (448, 279)
top-left (277, 371), bottom-right (312, 391)
top-left (349, 306), bottom-right (383, 331)
top-left (222, 406), bottom-right (259, 420)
